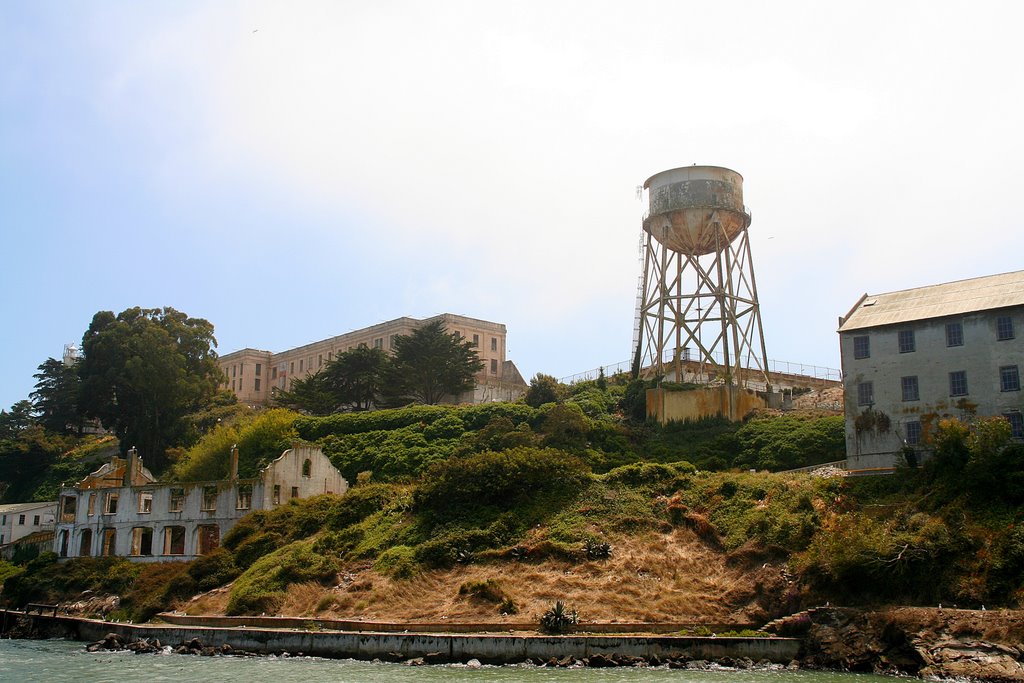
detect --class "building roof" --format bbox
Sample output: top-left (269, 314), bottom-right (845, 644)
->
top-left (839, 270), bottom-right (1024, 333)
top-left (0, 501), bottom-right (57, 514)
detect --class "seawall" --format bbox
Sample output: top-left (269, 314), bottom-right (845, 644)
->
top-left (0, 610), bottom-right (800, 664)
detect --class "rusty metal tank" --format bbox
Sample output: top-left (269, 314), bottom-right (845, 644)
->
top-left (642, 166), bottom-right (749, 256)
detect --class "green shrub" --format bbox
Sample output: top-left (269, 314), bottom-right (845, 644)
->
top-left (374, 545), bottom-right (418, 579)
top-left (188, 548), bottom-right (240, 591)
top-left (227, 540), bottom-right (338, 615)
top-left (172, 409), bottom-right (300, 481)
top-left (539, 600), bottom-right (578, 633)
top-left (458, 578), bottom-right (506, 603)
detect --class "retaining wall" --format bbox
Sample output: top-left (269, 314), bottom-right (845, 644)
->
top-left (0, 610), bottom-right (800, 664)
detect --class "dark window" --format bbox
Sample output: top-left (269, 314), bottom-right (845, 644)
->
top-left (79, 528), bottom-right (92, 557)
top-left (272, 367), bottom-right (278, 379)
top-left (169, 488), bottom-right (184, 512)
top-left (104, 493), bottom-right (118, 515)
top-left (101, 528), bottom-right (117, 556)
top-left (997, 316), bottom-right (1015, 341)
top-left (33, 515), bottom-right (39, 525)
top-left (857, 382), bottom-right (874, 406)
top-left (898, 330), bottom-right (916, 353)
top-left (949, 370), bottom-right (968, 397)
top-left (198, 525), bottom-right (220, 555)
top-left (255, 363), bottom-right (262, 376)
top-left (302, 459), bottom-right (312, 477)
top-left (1001, 365), bottom-right (1021, 392)
top-left (472, 334), bottom-right (479, 347)
top-left (18, 514), bottom-right (25, 525)
top-left (491, 337), bottom-right (498, 352)
top-left (905, 420), bottom-right (922, 445)
top-left (901, 376), bottom-right (919, 401)
top-left (853, 335), bottom-right (870, 359)
top-left (490, 359), bottom-right (498, 374)
top-left (273, 484), bottom-right (281, 505)
top-left (946, 322), bottom-right (964, 347)
top-left (254, 378), bottom-right (261, 391)
top-left (236, 484), bottom-right (252, 510)
top-left (164, 526), bottom-right (185, 555)
top-left (291, 486), bottom-right (299, 499)
top-left (131, 527), bottom-right (153, 556)
top-left (1006, 413), bottom-right (1024, 439)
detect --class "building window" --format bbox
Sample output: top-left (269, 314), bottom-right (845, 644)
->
top-left (1001, 365), bottom-right (1021, 392)
top-left (1006, 412), bottom-right (1024, 439)
top-left (169, 488), bottom-right (185, 513)
top-left (198, 525), bottom-right (220, 555)
top-left (997, 315), bottom-right (1015, 341)
top-left (33, 515), bottom-right (40, 525)
top-left (163, 526), bottom-right (185, 555)
top-left (61, 496), bottom-right (77, 522)
top-left (239, 364), bottom-right (243, 376)
top-left (490, 359), bottom-right (498, 375)
top-left (299, 359), bottom-right (304, 372)
top-left (318, 354), bottom-right (323, 367)
top-left (472, 334), bottom-right (479, 347)
top-left (898, 329), bottom-right (915, 353)
top-left (290, 361), bottom-right (294, 374)
top-left (254, 378), bottom-right (261, 391)
top-left (905, 420), bottom-right (922, 445)
top-left (857, 382), bottom-right (874, 406)
top-left (138, 491), bottom-right (153, 514)
top-left (491, 337), bottom-right (498, 352)
top-left (302, 459), bottom-right (312, 477)
top-left (202, 485), bottom-right (218, 511)
top-left (104, 492), bottom-right (118, 515)
top-left (87, 492), bottom-right (96, 516)
top-left (291, 486), bottom-right (299, 499)
top-left (130, 527), bottom-right (154, 556)
top-left (853, 335), bottom-right (870, 359)
top-left (389, 335), bottom-right (398, 349)
top-left (273, 484), bottom-right (281, 505)
top-left (236, 483), bottom-right (252, 510)
top-left (79, 528), bottom-right (92, 557)
top-left (272, 367), bottom-right (278, 379)
top-left (946, 322), bottom-right (964, 347)
top-left (901, 376), bottom-right (919, 402)
top-left (949, 370), bottom-right (968, 397)
top-left (18, 514), bottom-right (25, 525)
top-left (232, 365), bottom-right (237, 378)
top-left (255, 363), bottom-right (262, 377)
top-left (374, 338), bottom-right (383, 349)
top-left (101, 528), bottom-right (117, 556)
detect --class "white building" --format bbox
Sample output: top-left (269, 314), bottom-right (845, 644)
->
top-left (838, 271), bottom-right (1024, 469)
top-left (0, 501), bottom-right (56, 548)
top-left (53, 445), bottom-right (348, 562)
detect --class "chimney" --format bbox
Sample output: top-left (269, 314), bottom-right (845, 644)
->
top-left (229, 444), bottom-right (239, 481)
top-left (124, 446), bottom-right (138, 486)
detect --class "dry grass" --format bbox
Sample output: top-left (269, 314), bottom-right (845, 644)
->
top-left (186, 527), bottom-right (787, 624)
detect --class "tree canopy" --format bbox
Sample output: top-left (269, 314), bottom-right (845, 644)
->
top-left (78, 307), bottom-right (221, 471)
top-left (383, 321), bottom-right (483, 405)
top-left (31, 358), bottom-right (83, 435)
top-left (274, 346), bottom-right (389, 415)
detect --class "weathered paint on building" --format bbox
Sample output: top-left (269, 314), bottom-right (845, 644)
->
top-left (53, 446), bottom-right (347, 562)
top-left (646, 385), bottom-right (767, 424)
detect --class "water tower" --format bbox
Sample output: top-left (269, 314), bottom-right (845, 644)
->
top-left (631, 165), bottom-right (771, 402)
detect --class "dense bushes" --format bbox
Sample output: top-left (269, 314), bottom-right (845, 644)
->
top-left (415, 447), bottom-right (589, 522)
top-left (171, 408), bottom-right (300, 481)
top-left (227, 540), bottom-right (338, 615)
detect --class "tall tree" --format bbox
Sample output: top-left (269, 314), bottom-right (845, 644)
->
top-left (78, 307), bottom-right (221, 471)
top-left (30, 358), bottom-right (83, 434)
top-left (274, 346), bottom-right (389, 414)
top-left (383, 321), bottom-right (483, 405)
top-left (0, 400), bottom-right (37, 440)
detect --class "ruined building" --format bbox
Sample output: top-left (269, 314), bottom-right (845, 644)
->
top-left (53, 446), bottom-right (347, 561)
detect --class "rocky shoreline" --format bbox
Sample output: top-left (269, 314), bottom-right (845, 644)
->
top-left (767, 606), bottom-right (1024, 681)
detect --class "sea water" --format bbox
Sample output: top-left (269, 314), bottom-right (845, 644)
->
top-left (0, 638), bottom-right (898, 683)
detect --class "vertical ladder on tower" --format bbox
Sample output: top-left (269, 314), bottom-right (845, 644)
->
top-left (630, 231), bottom-right (646, 377)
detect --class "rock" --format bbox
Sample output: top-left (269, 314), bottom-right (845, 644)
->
top-left (556, 655), bottom-right (573, 667)
top-left (465, 659), bottom-right (482, 669)
top-left (587, 654), bottom-right (616, 667)
top-left (384, 652), bottom-right (405, 663)
top-left (423, 651), bottom-right (448, 664)
top-left (220, 643), bottom-right (232, 654)
top-left (404, 657), bottom-right (425, 666)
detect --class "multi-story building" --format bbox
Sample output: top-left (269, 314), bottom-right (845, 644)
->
top-left (0, 501), bottom-right (56, 548)
top-left (53, 445), bottom-right (347, 562)
top-left (218, 313), bottom-right (526, 406)
top-left (838, 270), bottom-right (1024, 469)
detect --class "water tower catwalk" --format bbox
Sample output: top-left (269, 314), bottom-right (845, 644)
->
top-left (631, 166), bottom-right (771, 397)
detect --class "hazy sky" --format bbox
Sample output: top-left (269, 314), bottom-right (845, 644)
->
top-left (3, 1), bottom-right (1023, 410)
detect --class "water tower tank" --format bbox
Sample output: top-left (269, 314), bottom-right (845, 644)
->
top-left (642, 166), bottom-right (749, 256)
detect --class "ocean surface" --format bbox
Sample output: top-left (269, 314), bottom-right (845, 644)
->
top-left (0, 638), bottom-right (899, 683)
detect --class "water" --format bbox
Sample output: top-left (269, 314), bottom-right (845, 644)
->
top-left (0, 638), bottom-right (898, 683)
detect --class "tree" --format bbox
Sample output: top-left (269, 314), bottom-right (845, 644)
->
top-left (274, 346), bottom-right (388, 415)
top-left (30, 358), bottom-right (83, 434)
top-left (0, 400), bottom-right (37, 440)
top-left (383, 321), bottom-right (483, 405)
top-left (78, 307), bottom-right (221, 472)
top-left (524, 373), bottom-right (565, 408)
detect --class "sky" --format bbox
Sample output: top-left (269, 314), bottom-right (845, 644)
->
top-left (2, 1), bottom-right (1024, 410)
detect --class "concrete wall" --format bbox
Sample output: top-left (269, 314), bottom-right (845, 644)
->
top-left (0, 503), bottom-right (56, 546)
top-left (840, 306), bottom-right (1024, 469)
top-left (647, 385), bottom-right (767, 424)
top-left (2, 611), bottom-right (801, 664)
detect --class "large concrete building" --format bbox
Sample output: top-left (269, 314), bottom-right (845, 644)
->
top-left (218, 313), bottom-right (526, 406)
top-left (838, 271), bottom-right (1024, 469)
top-left (53, 446), bottom-right (347, 562)
top-left (0, 501), bottom-right (56, 549)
